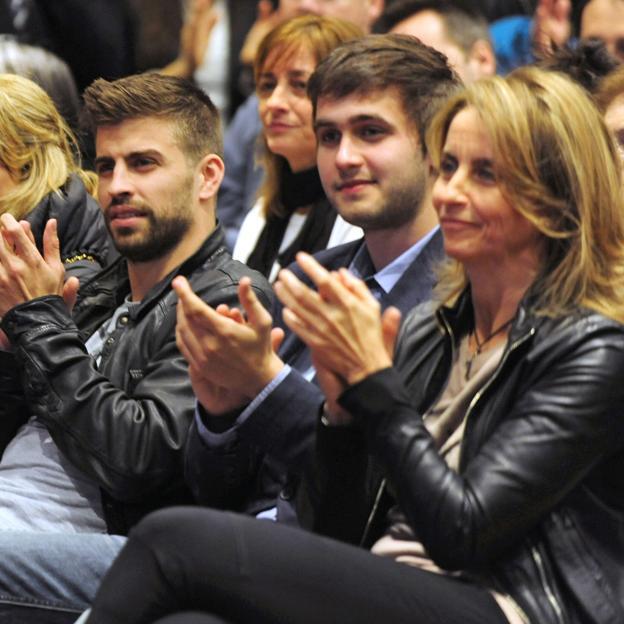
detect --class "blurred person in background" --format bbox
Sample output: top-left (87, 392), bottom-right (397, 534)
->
top-left (374, 0), bottom-right (496, 83)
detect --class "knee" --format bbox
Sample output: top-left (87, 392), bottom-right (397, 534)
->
top-left (130, 506), bottom-right (228, 550)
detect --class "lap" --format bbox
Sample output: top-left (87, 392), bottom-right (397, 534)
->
top-left (91, 507), bottom-right (508, 624)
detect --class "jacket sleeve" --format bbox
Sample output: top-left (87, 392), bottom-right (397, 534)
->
top-left (0, 282), bottom-right (251, 503)
top-left (184, 367), bottom-right (324, 510)
top-left (337, 324), bottom-right (624, 570)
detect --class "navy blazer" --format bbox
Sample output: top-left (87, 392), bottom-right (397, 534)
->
top-left (184, 230), bottom-right (445, 517)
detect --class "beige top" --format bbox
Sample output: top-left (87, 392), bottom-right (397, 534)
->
top-left (371, 337), bottom-right (529, 624)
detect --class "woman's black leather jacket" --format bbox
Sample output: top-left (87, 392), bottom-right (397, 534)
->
top-left (307, 290), bottom-right (624, 624)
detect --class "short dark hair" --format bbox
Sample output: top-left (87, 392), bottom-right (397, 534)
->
top-left (536, 39), bottom-right (619, 95)
top-left (307, 33), bottom-right (462, 153)
top-left (81, 73), bottom-right (223, 161)
top-left (373, 0), bottom-right (491, 55)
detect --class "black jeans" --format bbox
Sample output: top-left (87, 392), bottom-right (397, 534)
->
top-left (88, 507), bottom-right (510, 624)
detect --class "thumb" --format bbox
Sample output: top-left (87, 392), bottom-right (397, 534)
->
top-left (62, 276), bottom-right (80, 312)
top-left (381, 307), bottom-right (401, 359)
top-left (270, 326), bottom-right (285, 353)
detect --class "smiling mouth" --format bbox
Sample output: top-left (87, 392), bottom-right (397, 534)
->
top-left (267, 122), bottom-right (294, 131)
top-left (335, 180), bottom-right (374, 192)
top-left (439, 217), bottom-right (477, 229)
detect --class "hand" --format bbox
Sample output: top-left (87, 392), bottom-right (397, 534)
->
top-left (312, 354), bottom-right (353, 426)
top-left (173, 275), bottom-right (285, 415)
top-left (274, 253), bottom-right (401, 386)
top-left (534, 0), bottom-right (571, 54)
top-left (239, 0), bottom-right (283, 65)
top-left (14, 219), bottom-right (79, 311)
top-left (167, 0), bottom-right (218, 77)
top-left (0, 215), bottom-right (65, 317)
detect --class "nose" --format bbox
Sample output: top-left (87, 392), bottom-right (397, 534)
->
top-left (100, 162), bottom-right (133, 205)
top-left (265, 82), bottom-right (290, 114)
top-left (335, 135), bottom-right (363, 172)
top-left (433, 168), bottom-right (467, 210)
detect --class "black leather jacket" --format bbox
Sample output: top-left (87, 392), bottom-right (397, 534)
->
top-left (306, 290), bottom-right (624, 624)
top-left (0, 226), bottom-right (272, 535)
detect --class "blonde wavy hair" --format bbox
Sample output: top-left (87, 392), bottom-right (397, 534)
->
top-left (427, 66), bottom-right (624, 322)
top-left (0, 73), bottom-right (96, 220)
top-left (254, 15), bottom-right (363, 218)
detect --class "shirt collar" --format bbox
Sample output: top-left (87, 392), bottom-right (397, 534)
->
top-left (349, 226), bottom-right (439, 294)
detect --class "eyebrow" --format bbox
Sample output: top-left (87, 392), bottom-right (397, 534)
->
top-left (258, 69), bottom-right (311, 79)
top-left (314, 114), bottom-right (389, 131)
top-left (94, 149), bottom-right (163, 165)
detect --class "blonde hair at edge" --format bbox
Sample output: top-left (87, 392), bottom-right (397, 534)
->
top-left (254, 14), bottom-right (364, 219)
top-left (427, 66), bottom-right (624, 323)
top-left (0, 73), bottom-right (96, 220)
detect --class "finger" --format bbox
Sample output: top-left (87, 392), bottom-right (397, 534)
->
top-left (19, 220), bottom-right (36, 246)
top-left (42, 219), bottom-right (63, 271)
top-left (281, 306), bottom-right (324, 349)
top-left (173, 275), bottom-right (223, 331)
top-left (175, 304), bottom-right (208, 370)
top-left (296, 252), bottom-right (355, 304)
top-left (381, 307), bottom-right (402, 358)
top-left (273, 272), bottom-right (325, 328)
top-left (0, 214), bottom-right (40, 265)
top-left (238, 277), bottom-right (272, 333)
top-left (227, 308), bottom-right (245, 324)
top-left (215, 303), bottom-right (233, 316)
top-left (337, 268), bottom-right (378, 303)
top-left (62, 276), bottom-right (80, 312)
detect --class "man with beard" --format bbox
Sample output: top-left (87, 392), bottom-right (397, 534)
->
top-left (0, 72), bottom-right (271, 623)
top-left (176, 35), bottom-right (461, 525)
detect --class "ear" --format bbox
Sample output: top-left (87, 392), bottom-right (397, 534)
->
top-left (467, 39), bottom-right (496, 79)
top-left (368, 0), bottom-right (384, 27)
top-left (197, 153), bottom-right (225, 201)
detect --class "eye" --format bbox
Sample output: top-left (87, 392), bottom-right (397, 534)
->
top-left (356, 124), bottom-right (387, 142)
top-left (257, 79), bottom-right (276, 97)
top-left (289, 79), bottom-right (308, 93)
top-left (94, 160), bottom-right (114, 176)
top-left (130, 156), bottom-right (157, 171)
top-left (439, 155), bottom-right (457, 177)
top-left (317, 128), bottom-right (341, 147)
top-left (474, 164), bottom-right (496, 184)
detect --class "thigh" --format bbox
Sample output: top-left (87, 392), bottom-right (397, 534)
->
top-left (0, 531), bottom-right (125, 612)
top-left (90, 507), bottom-right (508, 624)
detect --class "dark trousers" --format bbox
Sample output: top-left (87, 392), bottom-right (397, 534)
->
top-left (88, 507), bottom-right (510, 624)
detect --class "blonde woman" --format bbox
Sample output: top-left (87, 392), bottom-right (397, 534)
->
top-left (0, 74), bottom-right (109, 282)
top-left (232, 15), bottom-right (364, 282)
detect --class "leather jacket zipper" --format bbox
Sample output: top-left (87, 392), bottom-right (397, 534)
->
top-left (531, 544), bottom-right (565, 624)
top-left (360, 477), bottom-right (387, 547)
